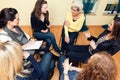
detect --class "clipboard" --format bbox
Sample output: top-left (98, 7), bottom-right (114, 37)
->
top-left (23, 41), bottom-right (43, 50)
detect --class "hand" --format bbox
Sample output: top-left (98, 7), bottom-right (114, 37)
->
top-left (47, 25), bottom-right (51, 28)
top-left (64, 20), bottom-right (70, 27)
top-left (62, 58), bottom-right (72, 74)
top-left (84, 32), bottom-right (91, 38)
top-left (65, 36), bottom-right (70, 44)
top-left (23, 51), bottom-right (30, 59)
top-left (30, 38), bottom-right (36, 41)
top-left (22, 40), bottom-right (35, 49)
top-left (41, 29), bottom-right (48, 33)
top-left (90, 40), bottom-right (96, 49)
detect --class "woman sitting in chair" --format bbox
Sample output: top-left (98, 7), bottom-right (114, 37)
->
top-left (61, 1), bottom-right (88, 53)
top-left (31, 0), bottom-right (63, 55)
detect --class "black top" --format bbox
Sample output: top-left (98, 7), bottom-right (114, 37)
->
top-left (31, 12), bottom-right (50, 32)
top-left (88, 30), bottom-right (120, 55)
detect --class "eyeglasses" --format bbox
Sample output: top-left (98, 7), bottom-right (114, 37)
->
top-left (71, 7), bottom-right (79, 12)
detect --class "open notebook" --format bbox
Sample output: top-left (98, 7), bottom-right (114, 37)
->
top-left (24, 41), bottom-right (43, 50)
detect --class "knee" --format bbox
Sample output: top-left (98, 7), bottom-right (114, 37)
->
top-left (44, 52), bottom-right (53, 59)
top-left (49, 33), bottom-right (55, 39)
top-left (46, 39), bottom-right (51, 44)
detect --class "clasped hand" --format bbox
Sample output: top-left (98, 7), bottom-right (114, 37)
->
top-left (62, 58), bottom-right (72, 75)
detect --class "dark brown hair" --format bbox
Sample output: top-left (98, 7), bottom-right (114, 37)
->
top-left (0, 8), bottom-right (18, 28)
top-left (32, 0), bottom-right (49, 21)
top-left (77, 51), bottom-right (117, 80)
top-left (111, 17), bottom-right (120, 40)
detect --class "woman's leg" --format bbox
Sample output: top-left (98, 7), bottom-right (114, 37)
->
top-left (46, 32), bottom-right (62, 53)
top-left (46, 58), bottom-right (55, 80)
top-left (45, 38), bottom-right (51, 50)
top-left (66, 45), bottom-right (91, 63)
top-left (69, 32), bottom-right (79, 45)
top-left (57, 55), bottom-right (66, 79)
top-left (38, 52), bottom-right (54, 80)
top-left (34, 32), bottom-right (62, 54)
top-left (61, 28), bottom-right (79, 53)
top-left (61, 28), bottom-right (68, 53)
top-left (34, 32), bottom-right (52, 49)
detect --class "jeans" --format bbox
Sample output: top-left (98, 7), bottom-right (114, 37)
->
top-left (34, 32), bottom-right (61, 53)
top-left (61, 28), bottom-right (79, 52)
top-left (38, 52), bottom-right (55, 80)
top-left (16, 52), bottom-right (55, 80)
top-left (57, 55), bottom-right (79, 80)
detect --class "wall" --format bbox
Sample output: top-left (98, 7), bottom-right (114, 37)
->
top-left (0, 0), bottom-right (115, 25)
top-left (0, 0), bottom-right (37, 25)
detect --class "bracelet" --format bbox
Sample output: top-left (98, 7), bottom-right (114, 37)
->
top-left (64, 73), bottom-right (68, 76)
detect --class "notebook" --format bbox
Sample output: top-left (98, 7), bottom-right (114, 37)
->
top-left (24, 41), bottom-right (43, 50)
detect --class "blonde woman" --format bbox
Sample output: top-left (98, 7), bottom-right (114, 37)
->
top-left (0, 41), bottom-right (54, 80)
top-left (58, 51), bottom-right (117, 80)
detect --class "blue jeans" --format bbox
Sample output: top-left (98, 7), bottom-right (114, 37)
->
top-left (16, 52), bottom-right (55, 80)
top-left (61, 28), bottom-right (79, 52)
top-left (38, 52), bottom-right (55, 80)
top-left (57, 55), bottom-right (79, 80)
top-left (34, 32), bottom-right (61, 53)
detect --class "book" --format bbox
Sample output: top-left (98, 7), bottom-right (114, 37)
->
top-left (24, 41), bottom-right (43, 50)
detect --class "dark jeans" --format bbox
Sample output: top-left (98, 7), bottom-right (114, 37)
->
top-left (61, 28), bottom-right (79, 52)
top-left (34, 32), bottom-right (61, 53)
top-left (66, 45), bottom-right (91, 63)
top-left (57, 55), bottom-right (79, 80)
top-left (16, 52), bottom-right (55, 80)
top-left (38, 52), bottom-right (55, 80)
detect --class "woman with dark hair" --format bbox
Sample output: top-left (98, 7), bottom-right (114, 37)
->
top-left (31, 0), bottom-right (63, 55)
top-left (0, 8), bottom-right (35, 55)
top-left (65, 17), bottom-right (120, 63)
top-left (58, 51), bottom-right (117, 80)
top-left (0, 8), bottom-right (54, 80)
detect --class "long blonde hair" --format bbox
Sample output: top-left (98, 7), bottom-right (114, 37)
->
top-left (77, 51), bottom-right (117, 80)
top-left (0, 41), bottom-right (24, 80)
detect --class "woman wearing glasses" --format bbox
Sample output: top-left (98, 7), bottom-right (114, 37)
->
top-left (61, 1), bottom-right (88, 53)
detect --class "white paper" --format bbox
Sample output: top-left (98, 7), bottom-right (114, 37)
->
top-left (24, 41), bottom-right (43, 50)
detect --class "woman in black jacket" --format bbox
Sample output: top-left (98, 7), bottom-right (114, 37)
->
top-left (66, 17), bottom-right (120, 63)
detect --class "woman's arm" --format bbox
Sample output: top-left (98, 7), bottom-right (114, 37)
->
top-left (84, 32), bottom-right (97, 42)
top-left (41, 29), bottom-right (49, 33)
top-left (69, 66), bottom-right (83, 72)
top-left (22, 40), bottom-right (35, 49)
top-left (63, 59), bottom-right (71, 80)
top-left (23, 52), bottom-right (42, 75)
